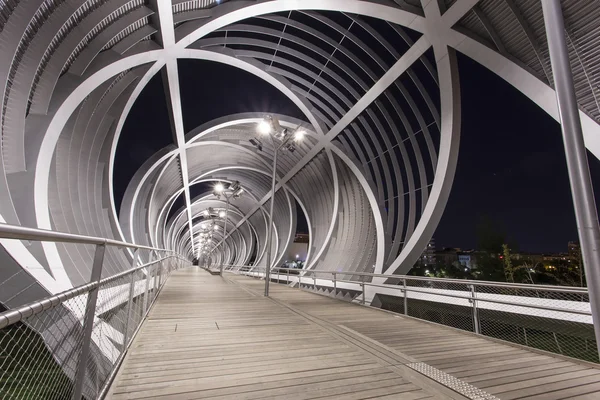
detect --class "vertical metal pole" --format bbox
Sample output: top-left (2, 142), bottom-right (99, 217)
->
top-left (72, 244), bottom-right (106, 400)
top-left (142, 261), bottom-right (152, 313)
top-left (153, 253), bottom-right (160, 292)
top-left (403, 279), bottom-right (408, 315)
top-left (361, 282), bottom-right (366, 304)
top-left (277, 268), bottom-right (280, 283)
top-left (220, 197), bottom-right (231, 276)
top-left (123, 249), bottom-right (138, 348)
top-left (122, 272), bottom-right (136, 348)
top-left (158, 258), bottom-right (163, 288)
top-left (287, 269), bottom-right (290, 284)
top-left (333, 272), bottom-right (337, 296)
top-left (264, 146), bottom-right (278, 297)
top-left (313, 272), bottom-right (317, 291)
top-left (470, 285), bottom-right (480, 334)
top-left (542, 0), bottom-right (600, 356)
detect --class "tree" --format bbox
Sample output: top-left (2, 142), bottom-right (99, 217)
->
top-left (502, 244), bottom-right (515, 283)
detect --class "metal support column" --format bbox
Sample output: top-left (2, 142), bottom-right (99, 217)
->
top-left (72, 244), bottom-right (106, 400)
top-left (542, 0), bottom-right (600, 356)
top-left (264, 147), bottom-right (278, 297)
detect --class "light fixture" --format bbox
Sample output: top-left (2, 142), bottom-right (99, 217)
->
top-left (294, 130), bottom-right (305, 142)
top-left (233, 187), bottom-right (244, 197)
top-left (257, 119), bottom-right (272, 135)
top-left (214, 182), bottom-right (225, 193)
top-left (296, 254), bottom-right (300, 258)
top-left (219, 210), bottom-right (226, 218)
top-left (214, 225), bottom-right (219, 231)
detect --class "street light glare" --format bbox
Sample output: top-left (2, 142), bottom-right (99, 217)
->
top-left (294, 130), bottom-right (305, 141)
top-left (214, 182), bottom-right (225, 193)
top-left (257, 120), bottom-right (271, 135)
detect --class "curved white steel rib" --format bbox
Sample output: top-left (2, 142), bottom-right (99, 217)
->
top-left (22, 0), bottom-right (600, 291)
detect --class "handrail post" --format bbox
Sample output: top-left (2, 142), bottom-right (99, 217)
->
top-left (287, 269), bottom-right (290, 284)
top-left (470, 285), bottom-right (480, 334)
top-left (361, 282), bottom-right (366, 304)
top-left (142, 260), bottom-right (152, 314)
top-left (123, 249), bottom-right (138, 348)
top-left (313, 272), bottom-right (317, 291)
top-left (333, 272), bottom-right (337, 296)
top-left (72, 244), bottom-right (106, 400)
top-left (152, 257), bottom-right (160, 298)
top-left (277, 268), bottom-right (280, 283)
top-left (403, 279), bottom-right (408, 315)
top-left (157, 258), bottom-right (163, 289)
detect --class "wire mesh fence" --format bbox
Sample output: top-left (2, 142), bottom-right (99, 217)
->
top-left (228, 266), bottom-right (598, 364)
top-left (0, 251), bottom-right (186, 400)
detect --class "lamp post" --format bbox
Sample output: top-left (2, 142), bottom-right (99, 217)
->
top-left (213, 181), bottom-right (244, 276)
top-left (195, 209), bottom-right (219, 268)
top-left (251, 116), bottom-right (305, 296)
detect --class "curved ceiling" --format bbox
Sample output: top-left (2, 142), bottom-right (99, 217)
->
top-left (1, 0), bottom-right (599, 303)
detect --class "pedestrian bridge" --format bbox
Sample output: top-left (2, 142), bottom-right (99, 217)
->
top-left (3, 0), bottom-right (600, 399)
top-left (105, 268), bottom-right (600, 400)
top-left (1, 226), bottom-right (600, 400)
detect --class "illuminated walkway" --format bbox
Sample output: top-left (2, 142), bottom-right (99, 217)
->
top-left (107, 269), bottom-right (600, 400)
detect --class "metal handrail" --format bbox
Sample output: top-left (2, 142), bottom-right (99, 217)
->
top-left (0, 222), bottom-right (172, 252)
top-left (0, 222), bottom-right (192, 399)
top-left (224, 265), bottom-right (592, 316)
top-left (263, 266), bottom-right (589, 294)
top-left (0, 255), bottom-right (184, 329)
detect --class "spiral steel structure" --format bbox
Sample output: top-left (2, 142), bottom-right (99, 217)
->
top-left (1, 0), bottom-right (600, 307)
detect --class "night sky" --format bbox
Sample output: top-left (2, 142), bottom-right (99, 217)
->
top-left (114, 54), bottom-right (600, 255)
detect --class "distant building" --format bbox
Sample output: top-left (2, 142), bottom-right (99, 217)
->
top-left (436, 247), bottom-right (459, 266)
top-left (568, 241), bottom-right (581, 263)
top-left (421, 238), bottom-right (436, 266)
top-left (457, 250), bottom-right (477, 270)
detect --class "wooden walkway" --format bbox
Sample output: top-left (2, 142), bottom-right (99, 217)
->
top-left (107, 268), bottom-right (600, 400)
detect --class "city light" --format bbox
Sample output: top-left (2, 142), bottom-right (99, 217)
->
top-left (219, 210), bottom-right (226, 218)
top-left (294, 130), bottom-right (305, 141)
top-left (214, 182), bottom-right (225, 193)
